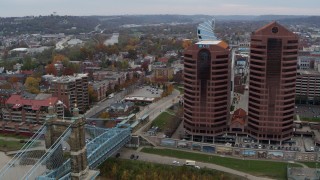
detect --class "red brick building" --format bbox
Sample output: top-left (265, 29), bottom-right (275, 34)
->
top-left (1, 94), bottom-right (63, 135)
top-left (50, 74), bottom-right (89, 113)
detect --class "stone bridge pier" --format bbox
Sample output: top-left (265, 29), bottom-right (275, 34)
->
top-left (45, 105), bottom-right (89, 180)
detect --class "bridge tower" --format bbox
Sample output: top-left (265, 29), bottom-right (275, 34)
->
top-left (45, 105), bottom-right (88, 180)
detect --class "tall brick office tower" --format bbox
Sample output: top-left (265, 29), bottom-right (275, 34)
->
top-left (183, 41), bottom-right (231, 142)
top-left (247, 22), bottom-right (298, 143)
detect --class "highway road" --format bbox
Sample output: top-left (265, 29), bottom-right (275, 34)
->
top-left (55, 36), bottom-right (71, 50)
top-left (84, 83), bottom-right (138, 118)
top-left (134, 89), bottom-right (181, 136)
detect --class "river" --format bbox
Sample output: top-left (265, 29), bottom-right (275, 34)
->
top-left (104, 33), bottom-right (119, 46)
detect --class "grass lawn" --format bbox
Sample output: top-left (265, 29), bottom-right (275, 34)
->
top-left (151, 112), bottom-right (175, 131)
top-left (174, 85), bottom-right (184, 94)
top-left (0, 139), bottom-right (25, 152)
top-left (300, 117), bottom-right (320, 122)
top-left (142, 148), bottom-right (302, 180)
top-left (99, 157), bottom-right (246, 180)
top-left (0, 133), bottom-right (28, 139)
top-left (300, 161), bottom-right (320, 168)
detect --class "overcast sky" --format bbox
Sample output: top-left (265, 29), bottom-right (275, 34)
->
top-left (1, 0), bottom-right (320, 17)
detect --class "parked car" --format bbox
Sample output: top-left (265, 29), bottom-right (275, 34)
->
top-left (130, 154), bottom-right (135, 159)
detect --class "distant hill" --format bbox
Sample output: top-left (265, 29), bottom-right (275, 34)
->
top-left (0, 16), bottom-right (100, 35)
top-left (0, 14), bottom-right (319, 35)
top-left (253, 15), bottom-right (309, 21)
top-left (278, 16), bottom-right (320, 25)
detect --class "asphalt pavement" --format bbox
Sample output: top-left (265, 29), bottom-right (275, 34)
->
top-left (85, 83), bottom-right (138, 118)
top-left (134, 89), bottom-right (181, 135)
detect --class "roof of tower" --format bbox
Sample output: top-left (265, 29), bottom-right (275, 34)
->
top-left (253, 21), bottom-right (297, 37)
top-left (196, 40), bottom-right (229, 49)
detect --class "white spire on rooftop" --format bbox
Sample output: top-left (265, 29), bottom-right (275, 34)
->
top-left (197, 18), bottom-right (217, 42)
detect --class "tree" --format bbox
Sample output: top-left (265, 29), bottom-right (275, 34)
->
top-left (45, 64), bottom-right (57, 75)
top-left (111, 164), bottom-right (117, 179)
top-left (141, 61), bottom-right (149, 72)
top-left (121, 170), bottom-right (129, 180)
top-left (2, 50), bottom-right (8, 60)
top-left (62, 67), bottom-right (75, 75)
top-left (167, 84), bottom-right (174, 95)
top-left (128, 49), bottom-right (137, 59)
top-left (106, 45), bottom-right (119, 56)
top-left (168, 56), bottom-right (176, 64)
top-left (52, 54), bottom-right (68, 64)
top-left (182, 39), bottom-right (192, 49)
top-left (0, 82), bottom-right (12, 89)
top-left (8, 76), bottom-right (19, 84)
top-left (88, 86), bottom-right (98, 103)
top-left (8, 77), bottom-right (19, 88)
top-left (25, 77), bottom-right (40, 94)
top-left (114, 84), bottom-right (120, 92)
top-left (21, 56), bottom-right (37, 70)
top-left (99, 112), bottom-right (110, 119)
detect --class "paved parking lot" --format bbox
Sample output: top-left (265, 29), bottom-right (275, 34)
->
top-left (221, 136), bottom-right (318, 153)
top-left (128, 85), bottom-right (163, 98)
top-left (295, 105), bottom-right (320, 118)
top-left (232, 90), bottom-right (248, 112)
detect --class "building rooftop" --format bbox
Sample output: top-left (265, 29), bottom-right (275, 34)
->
top-left (0, 89), bottom-right (17, 95)
top-left (34, 93), bottom-right (52, 100)
top-left (253, 21), bottom-right (297, 38)
top-left (196, 40), bottom-right (229, 49)
top-left (10, 48), bottom-right (28, 52)
top-left (297, 70), bottom-right (320, 75)
top-left (6, 94), bottom-right (58, 110)
top-left (51, 73), bottom-right (88, 83)
top-left (92, 79), bottom-right (112, 89)
top-left (196, 40), bottom-right (222, 45)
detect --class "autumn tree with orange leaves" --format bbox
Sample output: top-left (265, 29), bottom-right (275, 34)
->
top-left (45, 64), bottom-right (57, 75)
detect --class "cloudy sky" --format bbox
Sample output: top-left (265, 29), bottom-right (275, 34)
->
top-left (1, 0), bottom-right (320, 17)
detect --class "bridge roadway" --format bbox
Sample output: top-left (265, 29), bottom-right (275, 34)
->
top-left (0, 85), bottom-right (177, 179)
top-left (0, 125), bottom-right (131, 179)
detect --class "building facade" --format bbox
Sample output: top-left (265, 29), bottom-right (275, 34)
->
top-left (296, 70), bottom-right (320, 105)
top-left (92, 80), bottom-right (113, 101)
top-left (50, 74), bottom-right (89, 113)
top-left (153, 67), bottom-right (174, 82)
top-left (183, 40), bottom-right (231, 141)
top-left (247, 22), bottom-right (298, 142)
top-left (1, 94), bottom-right (63, 134)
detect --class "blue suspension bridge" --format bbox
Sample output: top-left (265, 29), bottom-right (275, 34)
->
top-left (0, 106), bottom-right (131, 180)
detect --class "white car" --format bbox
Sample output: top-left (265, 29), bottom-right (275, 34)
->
top-left (172, 160), bottom-right (180, 165)
top-left (172, 160), bottom-right (177, 164)
top-left (195, 166), bottom-right (201, 169)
